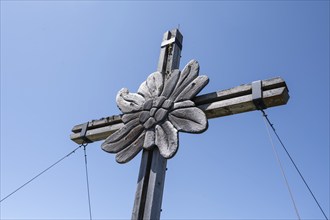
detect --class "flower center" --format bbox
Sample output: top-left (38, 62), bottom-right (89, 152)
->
top-left (139, 96), bottom-right (173, 129)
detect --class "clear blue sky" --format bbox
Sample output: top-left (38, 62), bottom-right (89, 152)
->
top-left (1, 1), bottom-right (329, 219)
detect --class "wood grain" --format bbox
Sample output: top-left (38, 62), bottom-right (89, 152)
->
top-left (169, 107), bottom-right (208, 133)
top-left (175, 75), bottom-right (209, 102)
top-left (155, 121), bottom-right (178, 158)
top-left (115, 132), bottom-right (145, 164)
top-left (71, 77), bottom-right (289, 144)
top-left (116, 88), bottom-right (145, 113)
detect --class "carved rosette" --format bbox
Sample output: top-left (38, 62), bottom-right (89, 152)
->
top-left (101, 60), bottom-right (209, 163)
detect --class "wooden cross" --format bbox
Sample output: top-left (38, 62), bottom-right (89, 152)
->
top-left (70, 29), bottom-right (289, 219)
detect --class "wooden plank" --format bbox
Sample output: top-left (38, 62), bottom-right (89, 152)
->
top-left (157, 31), bottom-right (171, 73)
top-left (131, 28), bottom-right (183, 220)
top-left (71, 77), bottom-right (287, 133)
top-left (143, 149), bottom-right (167, 219)
top-left (165, 30), bottom-right (182, 73)
top-left (131, 149), bottom-right (167, 220)
top-left (70, 78), bottom-right (289, 144)
top-left (131, 150), bottom-right (151, 219)
top-left (193, 77), bottom-right (287, 105)
top-left (72, 123), bottom-right (124, 144)
top-left (201, 86), bottom-right (289, 119)
top-left (71, 115), bottom-right (122, 133)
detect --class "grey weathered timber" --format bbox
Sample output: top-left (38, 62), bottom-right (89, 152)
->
top-left (143, 148), bottom-right (167, 219)
top-left (101, 58), bottom-right (209, 162)
top-left (168, 107), bottom-right (207, 133)
top-left (69, 29), bottom-right (290, 220)
top-left (158, 30), bottom-right (183, 75)
top-left (130, 29), bottom-right (183, 220)
top-left (70, 77), bottom-right (289, 144)
top-left (131, 150), bottom-right (149, 219)
top-left (154, 121), bottom-right (178, 158)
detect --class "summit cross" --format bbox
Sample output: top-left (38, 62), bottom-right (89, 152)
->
top-left (70, 29), bottom-right (289, 220)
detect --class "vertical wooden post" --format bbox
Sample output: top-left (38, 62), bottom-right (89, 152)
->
top-left (131, 29), bottom-right (183, 220)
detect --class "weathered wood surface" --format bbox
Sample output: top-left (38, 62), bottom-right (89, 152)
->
top-left (142, 148), bottom-right (167, 219)
top-left (69, 28), bottom-right (290, 220)
top-left (199, 85), bottom-right (288, 119)
top-left (101, 58), bottom-right (209, 162)
top-left (131, 149), bottom-right (167, 220)
top-left (131, 28), bottom-right (182, 220)
top-left (70, 77), bottom-right (289, 144)
top-left (131, 150), bottom-right (150, 219)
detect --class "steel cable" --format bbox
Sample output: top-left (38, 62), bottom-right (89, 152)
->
top-left (0, 144), bottom-right (83, 203)
top-left (263, 116), bottom-right (301, 219)
top-left (260, 109), bottom-right (329, 220)
top-left (83, 144), bottom-right (93, 220)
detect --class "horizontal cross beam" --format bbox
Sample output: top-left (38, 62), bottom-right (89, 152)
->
top-left (70, 77), bottom-right (289, 144)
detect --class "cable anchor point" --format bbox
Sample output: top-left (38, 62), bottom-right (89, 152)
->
top-left (252, 80), bottom-right (267, 110)
top-left (80, 122), bottom-right (93, 144)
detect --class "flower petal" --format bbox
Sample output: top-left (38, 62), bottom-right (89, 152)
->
top-left (169, 60), bottom-right (199, 101)
top-left (116, 88), bottom-right (145, 113)
top-left (137, 81), bottom-right (151, 99)
top-left (168, 107), bottom-right (208, 133)
top-left (173, 100), bottom-right (195, 109)
top-left (103, 118), bottom-right (140, 143)
top-left (161, 69), bottom-right (180, 98)
top-left (138, 71), bottom-right (163, 98)
top-left (101, 124), bottom-right (144, 153)
top-left (121, 112), bottom-right (141, 123)
top-left (155, 121), bottom-right (178, 159)
top-left (174, 75), bottom-right (209, 102)
top-left (116, 132), bottom-right (145, 163)
top-left (143, 129), bottom-right (155, 150)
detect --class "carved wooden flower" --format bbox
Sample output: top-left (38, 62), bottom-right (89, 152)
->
top-left (101, 60), bottom-right (209, 163)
